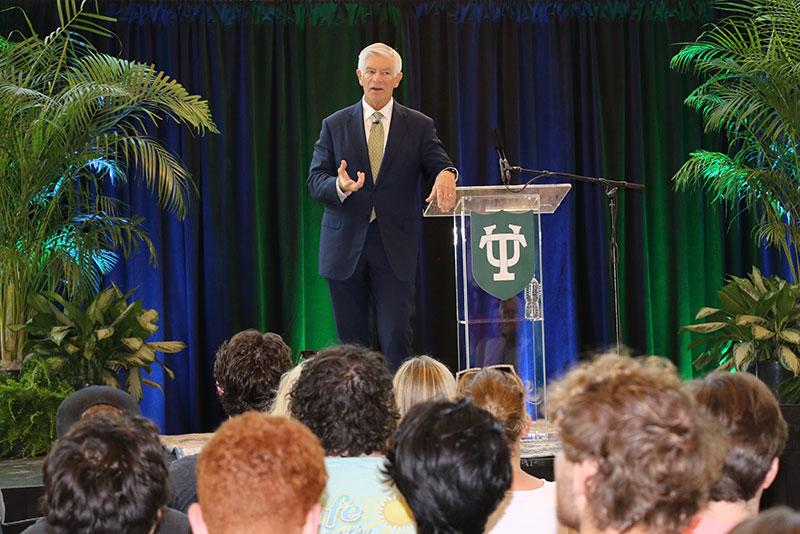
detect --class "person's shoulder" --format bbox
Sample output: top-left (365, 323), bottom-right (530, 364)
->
top-left (169, 453), bottom-right (198, 475)
top-left (394, 102), bottom-right (434, 124)
top-left (156, 507), bottom-right (191, 534)
top-left (324, 102), bottom-right (361, 123)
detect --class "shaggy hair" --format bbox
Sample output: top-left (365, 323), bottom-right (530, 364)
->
top-left (42, 414), bottom-right (169, 534)
top-left (457, 367), bottom-right (526, 448)
top-left (687, 371), bottom-right (788, 502)
top-left (385, 399), bottom-right (512, 534)
top-left (196, 412), bottom-right (327, 534)
top-left (548, 353), bottom-right (726, 534)
top-left (289, 344), bottom-right (398, 456)
top-left (393, 355), bottom-right (456, 419)
top-left (729, 506), bottom-right (800, 534)
top-left (214, 329), bottom-right (292, 416)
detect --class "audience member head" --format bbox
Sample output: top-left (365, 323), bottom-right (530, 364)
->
top-left (729, 506), bottom-right (800, 534)
top-left (385, 398), bottom-right (512, 534)
top-left (55, 385), bottom-right (140, 437)
top-left (189, 412), bottom-right (327, 534)
top-left (269, 360), bottom-right (307, 418)
top-left (214, 329), bottom-right (292, 416)
top-left (456, 365), bottom-right (527, 450)
top-left (548, 353), bottom-right (725, 534)
top-left (42, 413), bottom-right (169, 534)
top-left (687, 371), bottom-right (787, 505)
top-left (289, 344), bottom-right (397, 456)
top-left (393, 355), bottom-right (456, 419)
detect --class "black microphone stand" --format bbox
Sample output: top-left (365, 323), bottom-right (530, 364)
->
top-left (503, 165), bottom-right (645, 354)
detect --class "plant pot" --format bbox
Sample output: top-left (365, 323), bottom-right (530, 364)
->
top-left (752, 361), bottom-right (793, 403)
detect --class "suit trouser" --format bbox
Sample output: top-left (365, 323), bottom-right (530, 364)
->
top-left (327, 221), bottom-right (415, 371)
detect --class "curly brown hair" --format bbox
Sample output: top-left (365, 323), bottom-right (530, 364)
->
top-left (289, 344), bottom-right (398, 456)
top-left (213, 330), bottom-right (292, 416)
top-left (196, 412), bottom-right (327, 534)
top-left (548, 354), bottom-right (726, 534)
top-left (687, 371), bottom-right (788, 502)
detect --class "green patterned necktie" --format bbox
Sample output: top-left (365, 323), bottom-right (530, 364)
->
top-left (368, 111), bottom-right (384, 182)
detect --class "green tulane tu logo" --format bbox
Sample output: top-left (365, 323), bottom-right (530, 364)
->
top-left (471, 210), bottom-right (536, 300)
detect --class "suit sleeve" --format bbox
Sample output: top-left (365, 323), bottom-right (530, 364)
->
top-left (419, 119), bottom-right (455, 187)
top-left (307, 118), bottom-right (343, 206)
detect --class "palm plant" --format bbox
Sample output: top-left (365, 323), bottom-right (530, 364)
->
top-left (671, 0), bottom-right (800, 281)
top-left (0, 1), bottom-right (218, 365)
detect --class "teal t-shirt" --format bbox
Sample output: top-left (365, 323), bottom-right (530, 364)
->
top-left (320, 456), bottom-right (416, 534)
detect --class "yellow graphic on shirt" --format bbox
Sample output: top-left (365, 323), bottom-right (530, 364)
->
top-left (320, 493), bottom-right (415, 533)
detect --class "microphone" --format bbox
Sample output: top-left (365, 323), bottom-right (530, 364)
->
top-left (491, 128), bottom-right (512, 185)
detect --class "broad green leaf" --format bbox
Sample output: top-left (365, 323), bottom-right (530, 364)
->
top-left (681, 322), bottom-right (730, 334)
top-left (752, 325), bottom-right (775, 340)
top-left (125, 368), bottom-right (143, 402)
top-left (122, 337), bottom-right (143, 351)
top-left (693, 351), bottom-right (717, 369)
top-left (779, 345), bottom-right (800, 376)
top-left (733, 341), bottom-right (754, 370)
top-left (49, 325), bottom-right (73, 346)
top-left (95, 327), bottom-right (114, 341)
top-left (751, 267), bottom-right (767, 294)
top-left (141, 376), bottom-right (164, 393)
top-left (695, 307), bottom-right (723, 320)
top-left (779, 329), bottom-right (800, 344)
top-left (147, 341), bottom-right (186, 353)
top-left (135, 344), bottom-right (156, 362)
top-left (86, 288), bottom-right (115, 322)
top-left (64, 343), bottom-right (80, 354)
top-left (137, 309), bottom-right (159, 329)
top-left (735, 315), bottom-right (767, 326)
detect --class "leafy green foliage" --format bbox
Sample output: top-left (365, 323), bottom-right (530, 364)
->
top-left (11, 285), bottom-right (186, 401)
top-left (671, 0), bottom-right (800, 281)
top-left (0, 0), bottom-right (218, 363)
top-left (0, 355), bottom-right (73, 457)
top-left (681, 267), bottom-right (800, 401)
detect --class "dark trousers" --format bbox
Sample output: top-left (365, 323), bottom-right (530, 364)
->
top-left (327, 222), bottom-right (415, 371)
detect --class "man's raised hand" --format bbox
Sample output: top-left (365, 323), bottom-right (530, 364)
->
top-left (337, 160), bottom-right (365, 192)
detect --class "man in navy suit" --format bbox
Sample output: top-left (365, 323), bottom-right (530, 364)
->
top-left (307, 42), bottom-right (458, 370)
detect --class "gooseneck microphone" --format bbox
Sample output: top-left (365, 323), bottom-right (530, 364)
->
top-left (491, 128), bottom-right (512, 185)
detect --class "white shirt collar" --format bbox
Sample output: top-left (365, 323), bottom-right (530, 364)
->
top-left (362, 97), bottom-right (394, 123)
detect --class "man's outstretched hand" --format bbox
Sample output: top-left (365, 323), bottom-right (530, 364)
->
top-left (337, 160), bottom-right (365, 192)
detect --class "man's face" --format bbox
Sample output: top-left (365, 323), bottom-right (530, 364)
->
top-left (357, 53), bottom-right (403, 111)
top-left (555, 451), bottom-right (583, 531)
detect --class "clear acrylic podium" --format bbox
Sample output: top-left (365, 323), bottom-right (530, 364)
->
top-left (424, 184), bottom-right (571, 439)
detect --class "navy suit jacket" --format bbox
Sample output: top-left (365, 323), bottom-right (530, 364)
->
top-left (307, 101), bottom-right (454, 282)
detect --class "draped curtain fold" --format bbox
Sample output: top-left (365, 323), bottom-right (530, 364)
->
top-left (3, 0), bottom-right (773, 432)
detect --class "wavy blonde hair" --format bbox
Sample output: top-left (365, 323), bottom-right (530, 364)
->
top-left (393, 356), bottom-right (456, 419)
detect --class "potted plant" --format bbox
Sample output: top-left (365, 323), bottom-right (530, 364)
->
top-left (0, 0), bottom-right (217, 368)
top-left (681, 267), bottom-right (800, 402)
top-left (11, 285), bottom-right (186, 402)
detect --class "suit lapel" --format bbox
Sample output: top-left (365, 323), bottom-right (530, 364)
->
top-left (376, 103), bottom-right (408, 188)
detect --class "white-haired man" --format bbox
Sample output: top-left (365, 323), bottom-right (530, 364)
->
top-left (307, 42), bottom-right (458, 370)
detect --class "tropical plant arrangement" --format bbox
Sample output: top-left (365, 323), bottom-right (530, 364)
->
top-left (681, 268), bottom-right (800, 402)
top-left (0, 0), bottom-right (218, 368)
top-left (11, 285), bottom-right (186, 402)
top-left (670, 0), bottom-right (800, 393)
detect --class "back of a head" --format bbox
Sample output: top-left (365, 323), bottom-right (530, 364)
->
top-left (194, 412), bottom-right (327, 534)
top-left (688, 371), bottom-right (788, 502)
top-left (289, 344), bottom-right (397, 456)
top-left (393, 355), bottom-right (457, 419)
top-left (730, 506), bottom-right (800, 534)
top-left (385, 398), bottom-right (512, 534)
top-left (42, 413), bottom-right (169, 534)
top-left (214, 330), bottom-right (292, 416)
top-left (457, 368), bottom-right (526, 448)
top-left (55, 385), bottom-right (141, 437)
top-left (548, 353), bottom-right (726, 534)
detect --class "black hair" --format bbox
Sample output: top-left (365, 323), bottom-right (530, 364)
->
top-left (42, 413), bottom-right (169, 534)
top-left (385, 398), bottom-right (512, 534)
top-left (289, 344), bottom-right (397, 456)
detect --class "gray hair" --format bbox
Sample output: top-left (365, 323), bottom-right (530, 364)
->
top-left (358, 42), bottom-right (402, 75)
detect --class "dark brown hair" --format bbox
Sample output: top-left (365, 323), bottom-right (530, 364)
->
top-left (214, 330), bottom-right (292, 416)
top-left (289, 344), bottom-right (398, 456)
top-left (687, 371), bottom-right (788, 502)
top-left (549, 354), bottom-right (726, 534)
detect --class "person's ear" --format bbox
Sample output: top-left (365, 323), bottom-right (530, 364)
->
top-left (188, 503), bottom-right (209, 534)
top-left (302, 503), bottom-right (322, 534)
top-left (393, 71), bottom-right (403, 87)
top-left (761, 456), bottom-right (780, 490)
top-left (576, 458), bottom-right (598, 498)
top-left (215, 381), bottom-right (224, 397)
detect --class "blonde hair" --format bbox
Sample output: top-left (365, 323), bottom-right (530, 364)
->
top-left (457, 368), bottom-right (527, 447)
top-left (269, 361), bottom-right (307, 418)
top-left (393, 356), bottom-right (456, 418)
